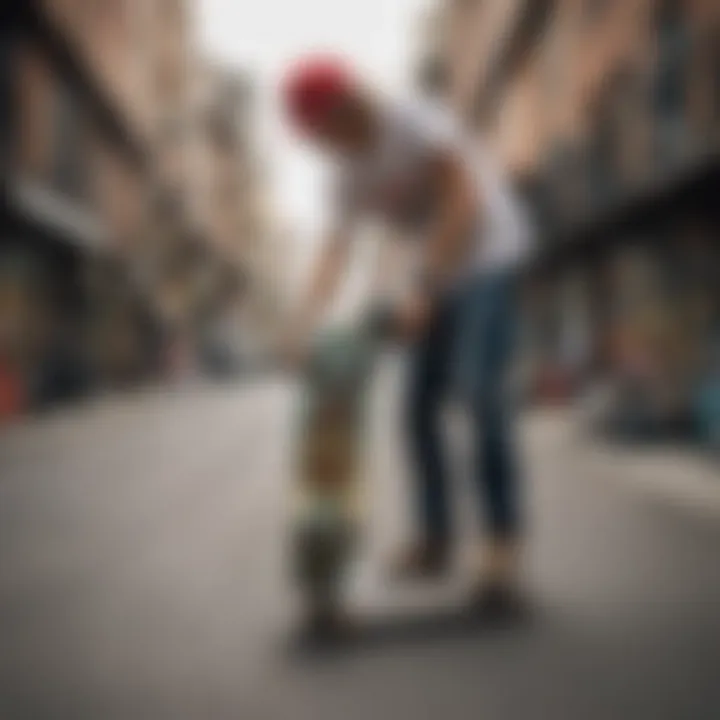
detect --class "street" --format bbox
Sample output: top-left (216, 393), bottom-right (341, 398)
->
top-left (1, 370), bottom-right (719, 720)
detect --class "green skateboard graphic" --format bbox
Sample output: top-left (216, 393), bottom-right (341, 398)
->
top-left (292, 321), bottom-right (380, 630)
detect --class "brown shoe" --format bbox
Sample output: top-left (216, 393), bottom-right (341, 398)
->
top-left (389, 538), bottom-right (450, 580)
top-left (300, 597), bottom-right (357, 645)
top-left (469, 580), bottom-right (529, 621)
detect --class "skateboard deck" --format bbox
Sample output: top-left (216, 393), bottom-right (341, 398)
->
top-left (292, 325), bottom-right (377, 617)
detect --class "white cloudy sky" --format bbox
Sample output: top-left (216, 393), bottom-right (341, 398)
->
top-left (197, 0), bottom-right (430, 240)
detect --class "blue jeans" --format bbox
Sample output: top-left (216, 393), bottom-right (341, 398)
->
top-left (405, 271), bottom-right (521, 543)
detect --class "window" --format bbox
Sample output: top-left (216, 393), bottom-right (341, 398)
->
top-left (0, 23), bottom-right (13, 171)
top-left (713, 33), bottom-right (720, 123)
top-left (656, 0), bottom-right (683, 33)
top-left (583, 0), bottom-right (610, 25)
top-left (50, 79), bottom-right (89, 202)
top-left (653, 0), bottom-right (691, 153)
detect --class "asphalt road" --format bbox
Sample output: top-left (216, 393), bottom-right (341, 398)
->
top-left (1, 373), bottom-right (719, 720)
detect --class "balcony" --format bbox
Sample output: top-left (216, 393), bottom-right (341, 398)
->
top-left (651, 12), bottom-right (696, 176)
top-left (49, 84), bottom-right (91, 203)
top-left (5, 43), bottom-right (108, 252)
top-left (530, 21), bottom-right (720, 262)
top-left (473, 0), bottom-right (554, 123)
top-left (530, 141), bottom-right (720, 271)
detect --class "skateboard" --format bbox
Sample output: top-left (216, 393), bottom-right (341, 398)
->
top-left (291, 309), bottom-right (394, 637)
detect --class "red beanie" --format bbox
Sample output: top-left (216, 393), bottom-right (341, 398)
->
top-left (282, 55), bottom-right (356, 133)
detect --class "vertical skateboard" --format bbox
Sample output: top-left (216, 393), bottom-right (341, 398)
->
top-left (292, 311), bottom-right (393, 637)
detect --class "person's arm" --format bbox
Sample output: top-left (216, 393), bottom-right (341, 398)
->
top-left (395, 151), bottom-right (479, 339)
top-left (370, 229), bottom-right (410, 300)
top-left (420, 151), bottom-right (478, 293)
top-left (287, 225), bottom-right (353, 359)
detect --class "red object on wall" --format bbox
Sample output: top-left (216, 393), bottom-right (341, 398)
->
top-left (0, 361), bottom-right (25, 422)
top-left (534, 366), bottom-right (576, 404)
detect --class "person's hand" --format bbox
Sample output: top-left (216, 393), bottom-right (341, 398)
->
top-left (280, 325), bottom-right (312, 372)
top-left (394, 292), bottom-right (435, 342)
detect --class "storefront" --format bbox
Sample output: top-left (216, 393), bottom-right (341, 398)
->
top-left (529, 154), bottom-right (720, 446)
top-left (594, 218), bottom-right (719, 442)
top-left (0, 212), bottom-right (94, 413)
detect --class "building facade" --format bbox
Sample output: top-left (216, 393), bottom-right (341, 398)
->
top-left (1, 0), bottom-right (269, 417)
top-left (419, 0), bottom-right (720, 443)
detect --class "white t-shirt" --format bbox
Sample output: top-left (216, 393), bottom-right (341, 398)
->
top-left (333, 98), bottom-right (533, 282)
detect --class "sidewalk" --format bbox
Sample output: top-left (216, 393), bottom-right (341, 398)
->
top-left (531, 408), bottom-right (720, 520)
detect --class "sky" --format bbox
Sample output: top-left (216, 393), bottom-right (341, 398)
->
top-left (197, 0), bottom-right (431, 242)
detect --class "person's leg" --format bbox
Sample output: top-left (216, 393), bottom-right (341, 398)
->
top-left (395, 295), bottom-right (457, 574)
top-left (455, 272), bottom-right (522, 588)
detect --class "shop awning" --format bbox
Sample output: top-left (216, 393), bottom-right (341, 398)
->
top-left (532, 152), bottom-right (720, 273)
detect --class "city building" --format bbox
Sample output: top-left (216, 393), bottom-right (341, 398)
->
top-left (2, 0), bottom-right (153, 412)
top-left (418, 0), bottom-right (720, 441)
top-left (1, 0), bottom-right (271, 416)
